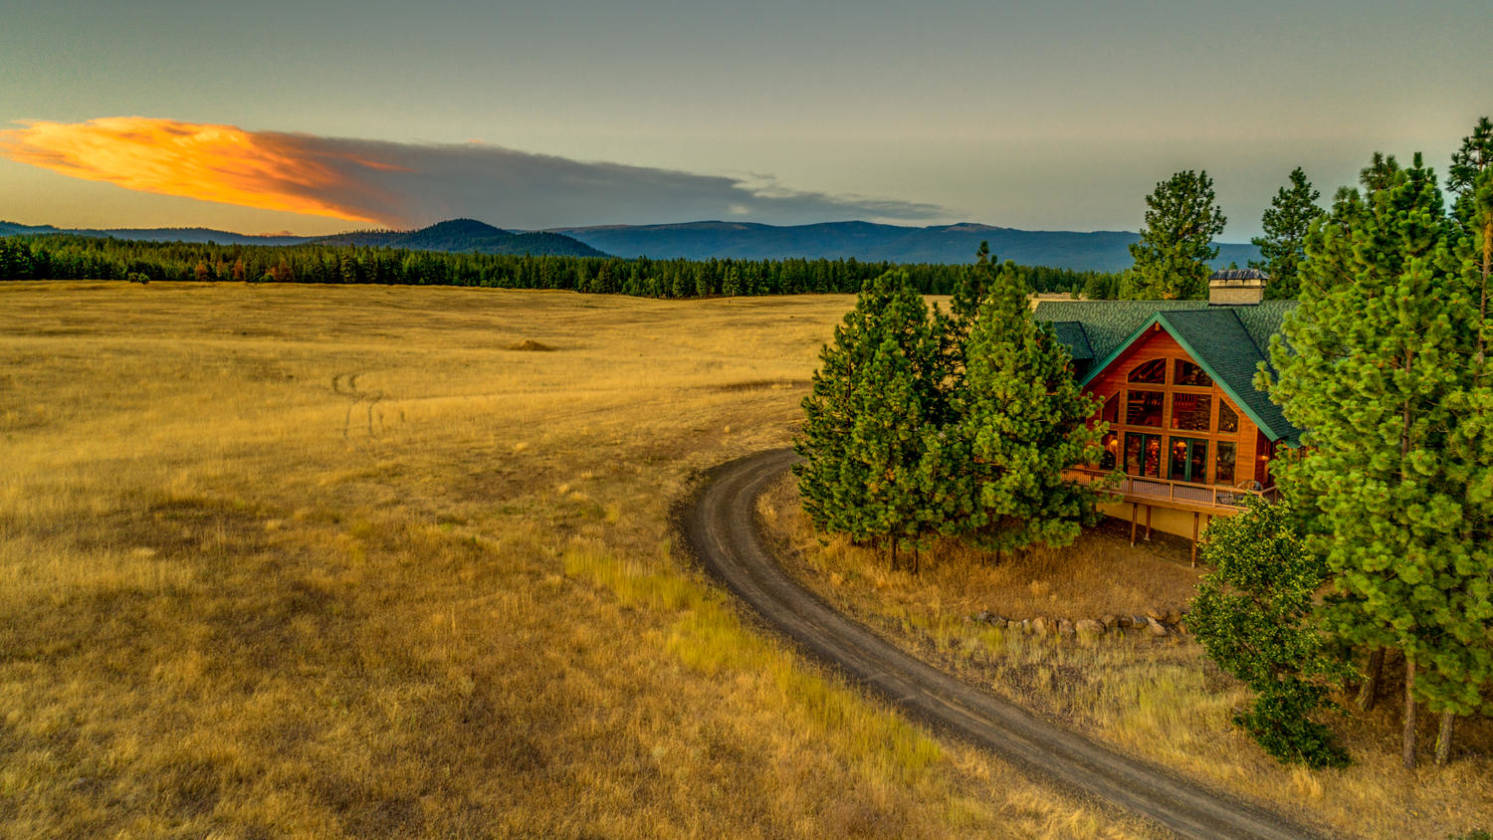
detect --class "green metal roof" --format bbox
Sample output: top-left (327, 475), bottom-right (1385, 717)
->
top-left (1048, 321), bottom-right (1093, 361)
top-left (1033, 299), bottom-right (1300, 444)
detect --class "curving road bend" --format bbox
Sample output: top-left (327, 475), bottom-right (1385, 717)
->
top-left (680, 448), bottom-right (1327, 840)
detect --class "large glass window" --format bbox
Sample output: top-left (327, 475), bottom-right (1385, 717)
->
top-left (1128, 358), bottom-right (1166, 384)
top-left (1218, 400), bottom-right (1239, 433)
top-left (1170, 393), bottom-right (1211, 432)
top-left (1101, 393), bottom-right (1119, 425)
top-left (1174, 360), bottom-right (1213, 387)
top-left (1125, 390), bottom-right (1164, 426)
top-left (1215, 442), bottom-right (1236, 484)
top-left (1099, 432), bottom-right (1118, 470)
top-left (1125, 432), bottom-right (1162, 477)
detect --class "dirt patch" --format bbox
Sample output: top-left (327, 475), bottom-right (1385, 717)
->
top-left (713, 378), bottom-right (811, 392)
top-left (506, 339), bottom-right (556, 352)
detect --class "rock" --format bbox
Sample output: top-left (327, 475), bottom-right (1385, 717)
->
top-left (1146, 616), bottom-right (1169, 637)
top-left (1099, 614), bottom-right (1117, 630)
top-left (1057, 618), bottom-right (1076, 637)
top-left (1031, 616), bottom-right (1050, 636)
top-left (976, 611), bottom-right (1011, 629)
top-left (1076, 619), bottom-right (1104, 639)
top-left (1019, 618), bottom-right (1032, 634)
top-left (1165, 610), bottom-right (1182, 625)
top-left (1145, 606), bottom-right (1166, 621)
top-left (1133, 614), bottom-right (1151, 629)
top-left (1115, 615), bottom-right (1133, 629)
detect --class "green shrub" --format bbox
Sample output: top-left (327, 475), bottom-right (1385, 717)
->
top-left (1189, 499), bottom-right (1349, 769)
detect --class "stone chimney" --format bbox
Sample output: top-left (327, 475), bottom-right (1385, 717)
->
top-left (1208, 269), bottom-right (1268, 306)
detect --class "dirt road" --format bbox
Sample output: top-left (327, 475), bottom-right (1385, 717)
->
top-left (679, 448), bottom-right (1327, 840)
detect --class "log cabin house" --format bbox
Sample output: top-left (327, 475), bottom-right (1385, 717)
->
top-left (1033, 270), bottom-right (1299, 558)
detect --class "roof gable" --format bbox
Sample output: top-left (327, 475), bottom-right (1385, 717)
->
top-left (1034, 299), bottom-right (1300, 444)
top-left (1156, 310), bottom-right (1295, 444)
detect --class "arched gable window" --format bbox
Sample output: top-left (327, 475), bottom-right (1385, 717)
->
top-left (1128, 358), bottom-right (1166, 384)
top-left (1174, 359), bottom-right (1213, 387)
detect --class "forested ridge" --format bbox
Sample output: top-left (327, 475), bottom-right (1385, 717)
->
top-left (0, 233), bottom-right (1119, 298)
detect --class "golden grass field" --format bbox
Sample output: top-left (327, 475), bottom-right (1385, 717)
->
top-left (1, 281), bottom-right (1156, 840)
top-left (758, 477), bottom-right (1493, 840)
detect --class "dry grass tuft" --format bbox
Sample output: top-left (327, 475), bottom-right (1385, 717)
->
top-left (0, 282), bottom-right (1145, 840)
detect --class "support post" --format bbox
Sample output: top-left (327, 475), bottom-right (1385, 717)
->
top-left (1191, 512), bottom-right (1200, 567)
top-left (1144, 505), bottom-right (1152, 541)
top-left (1130, 502), bottom-right (1138, 546)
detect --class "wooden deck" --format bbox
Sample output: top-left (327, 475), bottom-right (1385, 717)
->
top-left (1066, 467), bottom-right (1276, 514)
top-left (1065, 468), bottom-right (1278, 563)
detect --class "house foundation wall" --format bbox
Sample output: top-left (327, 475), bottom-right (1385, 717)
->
top-left (1097, 500), bottom-right (1215, 542)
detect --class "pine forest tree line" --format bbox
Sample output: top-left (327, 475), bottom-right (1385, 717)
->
top-left (0, 233), bottom-right (1121, 300)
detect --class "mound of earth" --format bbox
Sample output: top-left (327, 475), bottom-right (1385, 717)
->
top-left (507, 339), bottom-right (556, 352)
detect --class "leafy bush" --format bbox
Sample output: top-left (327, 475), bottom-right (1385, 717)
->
top-left (1189, 499), bottom-right (1349, 768)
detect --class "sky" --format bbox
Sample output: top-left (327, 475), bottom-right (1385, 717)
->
top-left (1, 0), bottom-right (1487, 240)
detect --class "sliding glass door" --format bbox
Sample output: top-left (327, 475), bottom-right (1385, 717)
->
top-left (1124, 432), bottom-right (1162, 478)
top-left (1168, 437), bottom-right (1209, 483)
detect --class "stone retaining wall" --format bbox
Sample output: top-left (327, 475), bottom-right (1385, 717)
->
top-left (970, 607), bottom-right (1189, 640)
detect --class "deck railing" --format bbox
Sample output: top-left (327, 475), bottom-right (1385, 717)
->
top-left (1064, 467), bottom-right (1277, 511)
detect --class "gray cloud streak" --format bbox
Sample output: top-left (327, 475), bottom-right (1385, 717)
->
top-left (270, 133), bottom-right (948, 228)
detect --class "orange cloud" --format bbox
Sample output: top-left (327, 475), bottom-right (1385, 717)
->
top-left (0, 116), bottom-right (946, 230)
top-left (0, 117), bottom-right (389, 224)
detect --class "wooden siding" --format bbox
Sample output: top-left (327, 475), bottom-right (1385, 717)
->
top-left (1085, 323), bottom-right (1267, 491)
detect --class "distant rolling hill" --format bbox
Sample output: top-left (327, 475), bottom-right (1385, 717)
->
top-left (2, 217), bottom-right (1260, 271)
top-left (310, 218), bottom-right (607, 257)
top-left (0, 218), bottom-right (607, 258)
top-left (551, 221), bottom-right (1260, 272)
top-left (0, 220), bottom-right (310, 246)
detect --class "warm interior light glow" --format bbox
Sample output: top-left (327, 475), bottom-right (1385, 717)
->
top-left (0, 117), bottom-right (388, 223)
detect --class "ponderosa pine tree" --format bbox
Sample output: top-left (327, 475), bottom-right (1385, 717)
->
top-left (851, 308), bottom-right (938, 569)
top-left (953, 241), bottom-right (999, 323)
top-left (1189, 498), bottom-right (1349, 768)
top-left (1250, 168), bottom-right (1323, 299)
top-left (795, 271), bottom-right (947, 568)
top-left (1433, 166), bottom-right (1493, 764)
top-left (932, 260), bottom-right (1106, 552)
top-left (796, 281), bottom-right (884, 538)
top-left (1263, 153), bottom-right (1470, 769)
top-left (1125, 170), bottom-right (1227, 300)
top-left (1450, 117), bottom-right (1493, 230)
top-left (939, 241), bottom-right (1001, 403)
